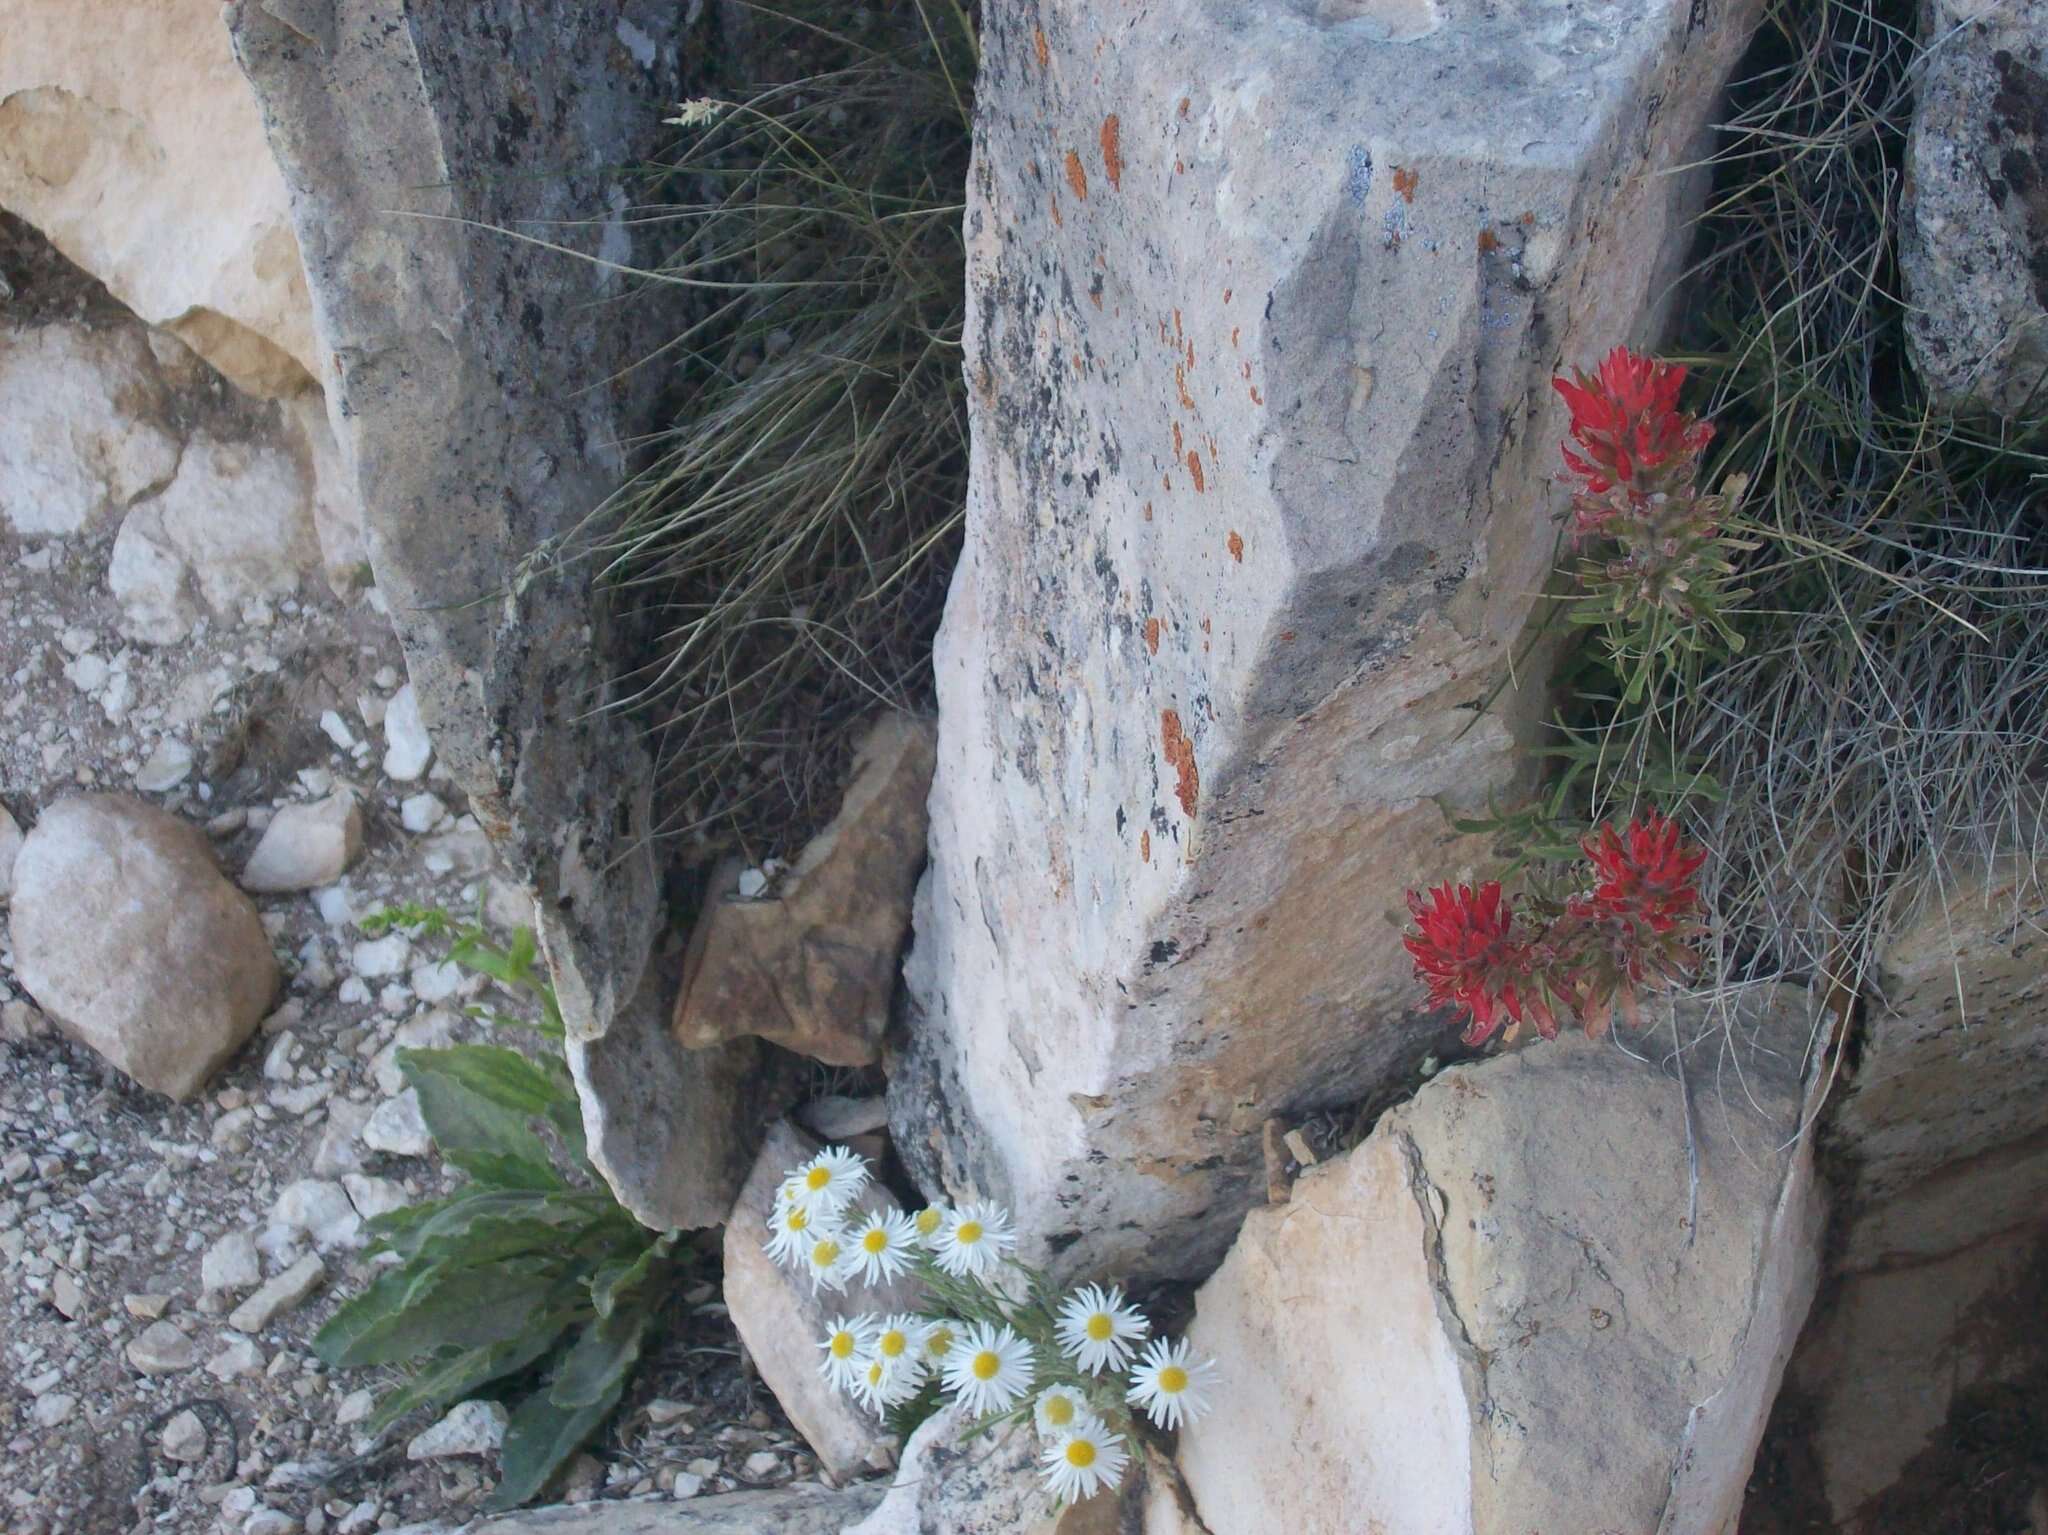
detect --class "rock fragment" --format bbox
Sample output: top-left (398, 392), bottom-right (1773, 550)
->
top-left (240, 791), bottom-right (363, 893)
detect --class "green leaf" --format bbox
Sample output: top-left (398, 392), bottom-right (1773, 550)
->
top-left (315, 1260), bottom-right (562, 1368)
top-left (549, 1300), bottom-right (654, 1409)
top-left (404, 1044), bottom-right (570, 1118)
top-left (485, 1372), bottom-right (629, 1511)
top-left (590, 1231), bottom-right (677, 1320)
top-left (371, 1187), bottom-right (571, 1259)
top-left (367, 1319), bottom-right (578, 1434)
top-left (400, 1050), bottom-right (561, 1190)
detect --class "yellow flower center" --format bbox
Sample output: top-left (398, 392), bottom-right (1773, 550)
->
top-left (811, 1239), bottom-right (840, 1268)
top-left (1085, 1313), bottom-right (1114, 1342)
top-left (915, 1207), bottom-right (942, 1236)
top-left (786, 1206), bottom-right (808, 1232)
top-left (1065, 1439), bottom-right (1097, 1469)
top-left (1044, 1394), bottom-right (1075, 1427)
top-left (955, 1220), bottom-right (983, 1246)
top-left (926, 1327), bottom-right (953, 1357)
top-left (830, 1332), bottom-right (855, 1358)
top-left (971, 1350), bottom-right (1000, 1381)
top-left (867, 1362), bottom-right (884, 1386)
top-left (1158, 1365), bottom-right (1188, 1394)
top-left (806, 1166), bottom-right (832, 1191)
top-left (879, 1330), bottom-right (907, 1358)
top-left (863, 1228), bottom-right (888, 1254)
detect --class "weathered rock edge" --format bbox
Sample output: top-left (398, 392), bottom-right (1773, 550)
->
top-left (228, 1), bottom-right (762, 1227)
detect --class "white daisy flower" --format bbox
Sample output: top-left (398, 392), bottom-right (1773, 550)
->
top-left (1032, 1382), bottom-right (1089, 1437)
top-left (817, 1314), bottom-right (877, 1392)
top-left (790, 1146), bottom-right (870, 1216)
top-left (1054, 1282), bottom-right (1150, 1375)
top-left (801, 1231), bottom-right (856, 1295)
top-left (910, 1204), bottom-right (949, 1246)
top-left (848, 1208), bottom-right (919, 1286)
top-left (870, 1314), bottom-right (927, 1380)
top-left (932, 1201), bottom-right (1015, 1280)
top-left (941, 1321), bottom-right (1035, 1416)
top-left (764, 1194), bottom-right (823, 1269)
top-left (851, 1352), bottom-right (922, 1416)
top-left (1040, 1416), bottom-right (1128, 1503)
top-left (918, 1318), bottom-right (961, 1367)
top-left (1125, 1336), bottom-right (1217, 1431)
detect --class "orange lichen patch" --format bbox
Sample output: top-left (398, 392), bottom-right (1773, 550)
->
top-left (1140, 829), bottom-right (1151, 862)
top-left (1230, 325), bottom-right (1240, 350)
top-left (1089, 287), bottom-right (1102, 309)
top-left (1176, 365), bottom-right (1196, 410)
top-left (1173, 308), bottom-right (1183, 341)
top-left (1392, 166), bottom-right (1419, 202)
top-left (1477, 227), bottom-right (1501, 253)
top-left (1162, 471), bottom-right (1172, 492)
top-left (1279, 630), bottom-right (1297, 643)
top-left (1143, 501), bottom-right (1154, 522)
top-left (1064, 150), bottom-right (1089, 199)
top-left (1172, 421), bottom-right (1184, 456)
top-left (1100, 115), bottom-right (1123, 189)
top-left (1223, 287), bottom-right (1233, 303)
top-left (1160, 710), bottom-right (1199, 817)
top-left (1241, 359), bottom-right (1252, 380)
top-left (1145, 616), bottom-right (1161, 654)
top-left (1178, 96), bottom-right (1191, 117)
top-left (1185, 339), bottom-right (1196, 370)
top-left (1175, 156), bottom-right (1186, 175)
top-left (1187, 451), bottom-right (1206, 492)
top-left (1201, 616), bottom-right (1212, 633)
top-left (1073, 351), bottom-right (1086, 375)
top-left (1226, 530), bottom-right (1244, 562)
top-left (1034, 26), bottom-right (1050, 69)
top-left (1518, 210), bottom-right (1535, 226)
top-left (1050, 189), bottom-right (1063, 227)
top-left (1249, 384), bottom-right (1263, 404)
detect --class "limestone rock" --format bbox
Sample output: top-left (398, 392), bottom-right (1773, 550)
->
top-left (362, 1088), bottom-right (432, 1157)
top-left (228, 1253), bottom-right (325, 1333)
top-left (0, 321), bottom-right (180, 538)
top-left (381, 683), bottom-right (431, 782)
top-left (722, 1122), bottom-right (918, 1479)
top-left (241, 791), bottom-right (364, 893)
top-left (9, 795), bottom-right (279, 1099)
top-left (126, 1319), bottom-right (198, 1375)
top-left (1901, 0), bottom-right (2048, 417)
top-left (847, 1399), bottom-right (1150, 1535)
top-left (229, 0), bottom-right (763, 1232)
top-left (407, 1398), bottom-right (508, 1461)
top-left (1175, 993), bottom-right (1822, 1535)
top-left (272, 1177), bottom-right (362, 1250)
top-left (1774, 848), bottom-right (2048, 1524)
top-left (0, 802), bottom-right (19, 902)
top-left (675, 715), bottom-right (936, 1066)
top-left (0, 0), bottom-right (317, 395)
top-left (202, 1230), bottom-right (263, 1296)
top-left (454, 1483), bottom-right (885, 1533)
top-left (895, 0), bottom-right (1767, 1281)
top-left (110, 433), bottom-right (320, 643)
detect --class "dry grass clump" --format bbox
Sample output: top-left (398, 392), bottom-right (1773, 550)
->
top-left (576, 1), bottom-right (975, 861)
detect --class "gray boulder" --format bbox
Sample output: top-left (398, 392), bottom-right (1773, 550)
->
top-left (1902, 0), bottom-right (2048, 417)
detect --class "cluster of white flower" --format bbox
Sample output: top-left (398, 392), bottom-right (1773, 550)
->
top-left (764, 1145), bottom-right (1218, 1504)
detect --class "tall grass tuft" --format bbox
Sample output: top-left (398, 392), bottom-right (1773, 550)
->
top-left (586, 1), bottom-right (975, 860)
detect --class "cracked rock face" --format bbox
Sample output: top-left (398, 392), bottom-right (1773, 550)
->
top-left (1177, 990), bottom-right (1822, 1535)
top-left (896, 0), bottom-right (1767, 1281)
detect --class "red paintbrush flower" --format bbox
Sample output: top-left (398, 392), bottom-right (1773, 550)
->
top-left (1579, 810), bottom-right (1707, 936)
top-left (1552, 346), bottom-right (1714, 498)
top-left (1403, 881), bottom-right (1552, 1047)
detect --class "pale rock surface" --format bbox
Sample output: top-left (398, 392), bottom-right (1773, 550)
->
top-left (0, 802), bottom-right (19, 901)
top-left (342, 1172), bottom-right (408, 1221)
top-left (0, 0), bottom-right (318, 395)
top-left (110, 433), bottom-right (321, 643)
top-left (407, 1399), bottom-right (509, 1461)
top-left (454, 1484), bottom-right (886, 1533)
top-left (1177, 994), bottom-right (1822, 1535)
top-left (674, 715), bottom-right (935, 1066)
top-left (1901, 0), bottom-right (2048, 416)
top-left (9, 795), bottom-right (279, 1099)
top-left (1779, 849), bottom-right (2048, 1523)
top-left (126, 1319), bottom-right (198, 1375)
top-left (847, 1400), bottom-right (1166, 1535)
top-left (362, 1088), bottom-right (432, 1157)
top-left (0, 321), bottom-right (180, 537)
top-left (721, 1122), bottom-right (917, 1479)
top-left (202, 1229), bottom-right (263, 1296)
top-left (207, 1333), bottom-right (266, 1381)
top-left (896, 0), bottom-right (1769, 1281)
top-left (229, 0), bottom-right (763, 1233)
top-left (160, 1407), bottom-right (209, 1461)
top-left (314, 1096), bottom-right (375, 1176)
top-left (241, 791), bottom-right (364, 893)
top-left (381, 684), bottom-right (431, 782)
top-left (272, 1178), bottom-right (363, 1250)
top-left (228, 1253), bottom-right (326, 1333)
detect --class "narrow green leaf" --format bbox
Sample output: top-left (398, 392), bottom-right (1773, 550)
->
top-left (367, 1319), bottom-right (577, 1434)
top-left (484, 1374), bottom-right (628, 1511)
top-left (590, 1231), bottom-right (677, 1320)
top-left (403, 1044), bottom-right (569, 1118)
top-left (317, 1261), bottom-right (561, 1368)
top-left (549, 1302), bottom-right (654, 1409)
top-left (400, 1050), bottom-right (561, 1190)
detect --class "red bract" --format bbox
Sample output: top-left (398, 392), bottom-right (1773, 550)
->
top-left (1552, 346), bottom-right (1714, 497)
top-left (1402, 881), bottom-right (1550, 1047)
top-left (1580, 810), bottom-right (1707, 936)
